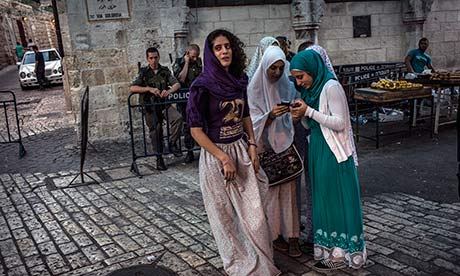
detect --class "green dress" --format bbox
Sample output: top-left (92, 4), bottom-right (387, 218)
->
top-left (308, 118), bottom-right (366, 268)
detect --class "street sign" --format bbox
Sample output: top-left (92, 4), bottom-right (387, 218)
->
top-left (87, 0), bottom-right (130, 21)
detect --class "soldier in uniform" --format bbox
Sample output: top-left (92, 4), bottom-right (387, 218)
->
top-left (173, 44), bottom-right (202, 163)
top-left (130, 47), bottom-right (182, 170)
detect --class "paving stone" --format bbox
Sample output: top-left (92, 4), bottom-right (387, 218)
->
top-left (72, 233), bottom-right (93, 247)
top-left (195, 264), bottom-right (225, 276)
top-left (177, 251), bottom-right (207, 268)
top-left (103, 252), bottom-right (137, 266)
top-left (61, 220), bottom-right (83, 235)
top-left (4, 254), bottom-right (24, 268)
top-left (101, 244), bottom-right (124, 257)
top-left (81, 245), bottom-right (106, 264)
top-left (38, 241), bottom-right (58, 256)
top-left (135, 244), bottom-right (165, 257)
top-left (189, 244), bottom-right (217, 259)
top-left (390, 252), bottom-right (444, 275)
top-left (29, 265), bottom-right (50, 276)
top-left (113, 235), bottom-right (140, 251)
top-left (65, 252), bottom-right (91, 269)
top-left (433, 258), bottom-right (460, 275)
top-left (365, 240), bottom-right (394, 255)
top-left (59, 263), bottom-right (105, 276)
top-left (143, 225), bottom-right (170, 244)
top-left (59, 242), bottom-right (79, 255)
top-left (17, 238), bottom-right (39, 257)
top-left (46, 253), bottom-right (70, 274)
top-left (101, 224), bottom-right (123, 236)
top-left (48, 229), bottom-right (70, 244)
top-left (0, 239), bottom-right (18, 257)
top-left (6, 265), bottom-right (28, 275)
top-left (157, 251), bottom-right (191, 272)
top-left (171, 232), bottom-right (197, 247)
top-left (24, 254), bottom-right (45, 269)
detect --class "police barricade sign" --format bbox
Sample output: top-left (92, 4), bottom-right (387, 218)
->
top-left (165, 88), bottom-right (190, 104)
top-left (127, 87), bottom-right (191, 177)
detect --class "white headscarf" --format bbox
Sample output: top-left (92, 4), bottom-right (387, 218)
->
top-left (306, 45), bottom-right (337, 78)
top-left (248, 46), bottom-right (295, 153)
top-left (246, 36), bottom-right (279, 81)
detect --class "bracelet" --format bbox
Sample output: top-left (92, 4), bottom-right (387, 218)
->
top-left (248, 142), bottom-right (258, 148)
top-left (268, 112), bottom-right (276, 120)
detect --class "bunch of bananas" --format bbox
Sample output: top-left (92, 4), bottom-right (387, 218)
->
top-left (370, 79), bottom-right (423, 90)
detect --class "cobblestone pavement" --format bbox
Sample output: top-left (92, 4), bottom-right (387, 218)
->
top-left (1, 65), bottom-right (460, 275)
top-left (1, 165), bottom-right (460, 276)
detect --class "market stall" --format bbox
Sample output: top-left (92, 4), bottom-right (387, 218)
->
top-left (354, 82), bottom-right (433, 148)
top-left (409, 72), bottom-right (460, 134)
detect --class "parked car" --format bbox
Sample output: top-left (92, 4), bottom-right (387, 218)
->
top-left (18, 48), bottom-right (63, 90)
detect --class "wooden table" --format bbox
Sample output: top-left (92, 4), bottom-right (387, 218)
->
top-left (354, 87), bottom-right (433, 148)
top-left (408, 79), bottom-right (460, 134)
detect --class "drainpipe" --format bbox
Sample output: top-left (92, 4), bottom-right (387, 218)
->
top-left (51, 0), bottom-right (64, 56)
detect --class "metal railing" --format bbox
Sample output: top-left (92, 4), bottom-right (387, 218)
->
top-left (128, 88), bottom-right (191, 177)
top-left (0, 90), bottom-right (26, 158)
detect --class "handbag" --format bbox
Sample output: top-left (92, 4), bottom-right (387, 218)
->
top-left (258, 144), bottom-right (304, 186)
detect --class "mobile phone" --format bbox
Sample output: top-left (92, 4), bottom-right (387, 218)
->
top-left (279, 101), bottom-right (291, 106)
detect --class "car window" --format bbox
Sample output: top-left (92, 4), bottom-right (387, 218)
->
top-left (44, 50), bottom-right (60, 61)
top-left (23, 53), bottom-right (35, 64)
top-left (22, 50), bottom-right (60, 65)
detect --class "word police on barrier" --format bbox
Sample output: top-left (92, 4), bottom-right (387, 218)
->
top-left (334, 62), bottom-right (406, 75)
top-left (165, 89), bottom-right (190, 103)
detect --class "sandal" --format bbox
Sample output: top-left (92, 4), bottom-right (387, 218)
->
top-left (273, 236), bottom-right (289, 252)
top-left (288, 238), bottom-right (302, 257)
top-left (312, 260), bottom-right (346, 272)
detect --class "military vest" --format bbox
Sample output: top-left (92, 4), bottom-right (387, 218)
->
top-left (173, 57), bottom-right (202, 88)
top-left (138, 65), bottom-right (172, 105)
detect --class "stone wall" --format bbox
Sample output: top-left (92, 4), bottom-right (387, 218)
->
top-left (60, 0), bottom-right (188, 141)
top-left (189, 4), bottom-right (295, 59)
top-left (423, 0), bottom-right (460, 70)
top-left (0, 0), bottom-right (57, 70)
top-left (60, 0), bottom-right (460, 142)
top-left (319, 1), bottom-right (405, 65)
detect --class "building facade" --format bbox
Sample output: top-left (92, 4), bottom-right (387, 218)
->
top-left (0, 0), bottom-right (58, 69)
top-left (57, 0), bottom-right (460, 141)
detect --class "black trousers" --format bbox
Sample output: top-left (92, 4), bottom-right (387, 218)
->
top-left (145, 105), bottom-right (182, 156)
top-left (178, 102), bottom-right (195, 151)
top-left (36, 70), bottom-right (46, 88)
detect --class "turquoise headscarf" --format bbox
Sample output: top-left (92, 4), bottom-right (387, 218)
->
top-left (289, 50), bottom-right (336, 109)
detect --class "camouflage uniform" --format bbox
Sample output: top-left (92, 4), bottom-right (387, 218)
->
top-left (172, 57), bottom-right (202, 151)
top-left (132, 65), bottom-right (182, 156)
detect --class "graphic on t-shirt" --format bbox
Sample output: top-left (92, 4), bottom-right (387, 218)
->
top-left (220, 99), bottom-right (244, 123)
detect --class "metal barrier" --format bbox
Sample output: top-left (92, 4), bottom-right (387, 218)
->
top-left (0, 90), bottom-right (26, 158)
top-left (128, 88), bottom-right (191, 177)
top-left (68, 86), bottom-right (98, 186)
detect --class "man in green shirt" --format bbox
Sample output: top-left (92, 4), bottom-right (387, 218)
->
top-left (405, 37), bottom-right (435, 74)
top-left (130, 47), bottom-right (182, 170)
top-left (15, 42), bottom-right (24, 62)
top-left (173, 44), bottom-right (202, 163)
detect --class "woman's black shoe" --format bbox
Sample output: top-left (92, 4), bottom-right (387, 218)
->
top-left (156, 156), bottom-right (167, 171)
top-left (184, 151), bottom-right (195, 163)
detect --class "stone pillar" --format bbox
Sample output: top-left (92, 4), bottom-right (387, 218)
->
top-left (402, 0), bottom-right (434, 50)
top-left (291, 0), bottom-right (325, 43)
top-left (174, 29), bottom-right (188, 60)
top-left (173, 5), bottom-right (190, 61)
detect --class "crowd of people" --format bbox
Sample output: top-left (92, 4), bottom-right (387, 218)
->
top-left (127, 26), bottom-right (442, 275)
top-left (129, 30), bottom-right (371, 275)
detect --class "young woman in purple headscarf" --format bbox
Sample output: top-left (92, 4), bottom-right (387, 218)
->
top-left (187, 29), bottom-right (281, 276)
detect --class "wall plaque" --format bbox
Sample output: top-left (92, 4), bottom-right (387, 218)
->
top-left (87, 0), bottom-right (130, 21)
top-left (353, 15), bottom-right (371, 38)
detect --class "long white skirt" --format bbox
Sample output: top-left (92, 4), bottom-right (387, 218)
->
top-left (199, 139), bottom-right (281, 276)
